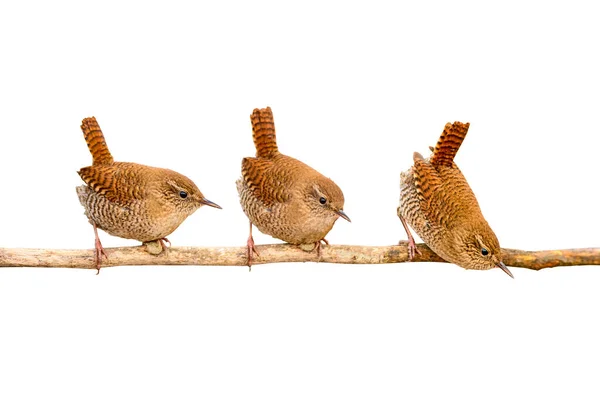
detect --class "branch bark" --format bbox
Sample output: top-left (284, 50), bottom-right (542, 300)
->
top-left (1, 243), bottom-right (599, 270)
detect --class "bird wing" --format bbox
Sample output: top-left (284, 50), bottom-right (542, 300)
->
top-left (413, 151), bottom-right (482, 227)
top-left (240, 157), bottom-right (292, 207)
top-left (430, 122), bottom-right (469, 167)
top-left (78, 163), bottom-right (146, 205)
top-left (411, 152), bottom-right (444, 220)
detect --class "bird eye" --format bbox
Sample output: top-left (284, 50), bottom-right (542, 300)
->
top-left (481, 248), bottom-right (489, 256)
top-left (179, 191), bottom-right (188, 199)
top-left (319, 197), bottom-right (327, 205)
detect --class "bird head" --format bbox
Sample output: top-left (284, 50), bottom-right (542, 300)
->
top-left (455, 226), bottom-right (512, 278)
top-left (159, 170), bottom-right (221, 216)
top-left (304, 177), bottom-right (350, 223)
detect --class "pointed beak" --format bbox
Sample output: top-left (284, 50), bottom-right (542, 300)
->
top-left (201, 198), bottom-right (222, 209)
top-left (496, 261), bottom-right (514, 279)
top-left (335, 209), bottom-right (351, 222)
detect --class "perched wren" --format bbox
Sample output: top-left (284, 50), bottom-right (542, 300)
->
top-left (236, 107), bottom-right (350, 266)
top-left (77, 116), bottom-right (221, 273)
top-left (397, 121), bottom-right (513, 278)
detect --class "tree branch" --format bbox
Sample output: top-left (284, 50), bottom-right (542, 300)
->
top-left (1, 243), bottom-right (599, 270)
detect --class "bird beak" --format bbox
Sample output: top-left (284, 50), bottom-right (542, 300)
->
top-left (335, 209), bottom-right (351, 222)
top-left (201, 198), bottom-right (222, 209)
top-left (496, 261), bottom-right (514, 279)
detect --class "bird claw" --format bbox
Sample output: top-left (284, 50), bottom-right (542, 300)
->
top-left (397, 214), bottom-right (421, 261)
top-left (158, 237), bottom-right (171, 251)
top-left (398, 238), bottom-right (422, 261)
top-left (94, 237), bottom-right (108, 275)
top-left (315, 238), bottom-right (329, 261)
top-left (247, 236), bottom-right (259, 271)
top-left (406, 237), bottom-right (422, 261)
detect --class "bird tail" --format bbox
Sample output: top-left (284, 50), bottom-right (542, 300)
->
top-left (430, 121), bottom-right (470, 166)
top-left (251, 107), bottom-right (279, 158)
top-left (81, 117), bottom-right (114, 165)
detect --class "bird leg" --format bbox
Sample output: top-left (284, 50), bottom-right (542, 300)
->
top-left (314, 238), bottom-right (329, 260)
top-left (246, 222), bottom-right (260, 271)
top-left (397, 214), bottom-right (421, 261)
top-left (158, 237), bottom-right (171, 251)
top-left (92, 222), bottom-right (108, 275)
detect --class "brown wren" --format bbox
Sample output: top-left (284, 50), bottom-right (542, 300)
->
top-left (397, 121), bottom-right (513, 278)
top-left (77, 116), bottom-right (221, 273)
top-left (236, 107), bottom-right (350, 266)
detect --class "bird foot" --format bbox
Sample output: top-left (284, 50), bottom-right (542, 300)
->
top-left (397, 214), bottom-right (421, 261)
top-left (299, 239), bottom-right (329, 260)
top-left (246, 236), bottom-right (259, 271)
top-left (144, 240), bottom-right (168, 256)
top-left (399, 238), bottom-right (422, 261)
top-left (94, 236), bottom-right (108, 275)
top-left (315, 238), bottom-right (329, 261)
top-left (159, 237), bottom-right (171, 251)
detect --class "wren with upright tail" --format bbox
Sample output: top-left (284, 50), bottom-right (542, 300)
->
top-left (77, 117), bottom-right (221, 273)
top-left (236, 107), bottom-right (350, 267)
top-left (397, 121), bottom-right (513, 278)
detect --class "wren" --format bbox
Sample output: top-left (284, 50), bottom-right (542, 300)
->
top-left (236, 107), bottom-right (350, 267)
top-left (397, 121), bottom-right (513, 278)
top-left (77, 116), bottom-right (221, 273)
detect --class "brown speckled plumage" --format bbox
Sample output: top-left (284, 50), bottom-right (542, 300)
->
top-left (77, 117), bottom-right (220, 272)
top-left (397, 122), bottom-right (512, 277)
top-left (236, 107), bottom-right (350, 266)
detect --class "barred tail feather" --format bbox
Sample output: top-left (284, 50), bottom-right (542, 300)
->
top-left (81, 117), bottom-right (114, 165)
top-left (251, 107), bottom-right (279, 159)
top-left (430, 121), bottom-right (469, 167)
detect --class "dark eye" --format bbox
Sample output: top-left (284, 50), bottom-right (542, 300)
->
top-left (319, 197), bottom-right (327, 205)
top-left (481, 248), bottom-right (489, 256)
top-left (179, 191), bottom-right (188, 199)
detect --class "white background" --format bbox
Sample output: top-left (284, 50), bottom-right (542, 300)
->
top-left (1, 1), bottom-right (599, 399)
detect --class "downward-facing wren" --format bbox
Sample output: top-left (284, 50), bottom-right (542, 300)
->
top-left (397, 121), bottom-right (513, 278)
top-left (236, 107), bottom-right (350, 266)
top-left (77, 116), bottom-right (221, 273)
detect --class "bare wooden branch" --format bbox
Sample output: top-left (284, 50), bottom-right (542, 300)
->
top-left (1, 243), bottom-right (599, 271)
